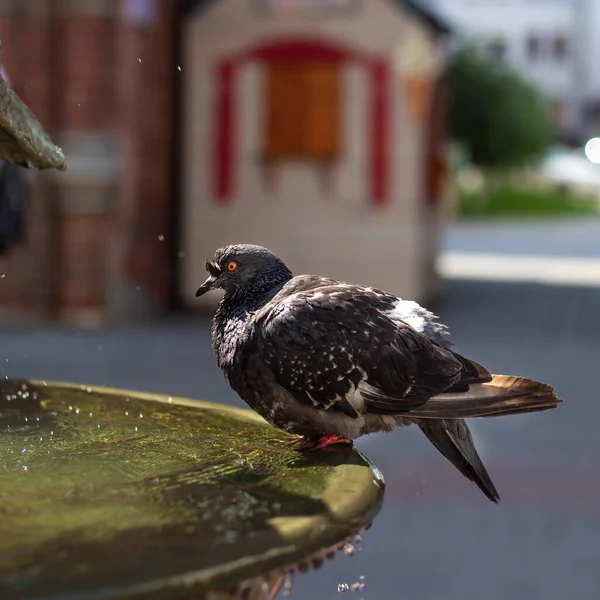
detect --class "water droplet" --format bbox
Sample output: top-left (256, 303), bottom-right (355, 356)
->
top-left (0, 274), bottom-right (5, 278)
top-left (89, 412), bottom-right (93, 417)
top-left (177, 65), bottom-right (181, 71)
top-left (350, 582), bottom-right (363, 592)
top-left (158, 234), bottom-right (164, 241)
top-left (42, 381), bottom-right (47, 386)
top-left (135, 426), bottom-right (138, 432)
top-left (337, 583), bottom-right (350, 593)
top-left (22, 465), bottom-right (28, 472)
top-left (139, 413), bottom-right (144, 419)
top-left (283, 572), bottom-right (293, 597)
top-left (343, 543), bottom-right (355, 556)
top-left (359, 576), bottom-right (365, 582)
top-left (138, 58), bottom-right (142, 63)
top-left (75, 409), bottom-right (80, 414)
top-left (167, 397), bottom-right (173, 403)
top-left (68, 406), bottom-right (73, 411)
top-left (86, 387), bottom-right (91, 393)
top-left (354, 534), bottom-right (362, 544)
top-left (21, 448), bottom-right (27, 454)
top-left (125, 411), bottom-right (129, 416)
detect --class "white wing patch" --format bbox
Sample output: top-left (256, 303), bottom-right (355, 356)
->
top-left (386, 299), bottom-right (430, 333)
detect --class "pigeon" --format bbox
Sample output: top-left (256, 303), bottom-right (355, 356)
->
top-left (196, 244), bottom-right (563, 502)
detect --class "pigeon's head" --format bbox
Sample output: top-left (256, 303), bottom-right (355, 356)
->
top-left (195, 244), bottom-right (293, 298)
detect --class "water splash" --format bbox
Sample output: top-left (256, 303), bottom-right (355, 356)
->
top-left (337, 582), bottom-right (350, 593)
top-left (283, 572), bottom-right (293, 597)
top-left (350, 576), bottom-right (366, 592)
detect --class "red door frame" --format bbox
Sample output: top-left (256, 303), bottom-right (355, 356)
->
top-left (213, 37), bottom-right (391, 206)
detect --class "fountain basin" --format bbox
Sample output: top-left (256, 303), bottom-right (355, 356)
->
top-left (0, 380), bottom-right (384, 600)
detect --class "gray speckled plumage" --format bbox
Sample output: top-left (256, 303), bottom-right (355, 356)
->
top-left (197, 244), bottom-right (562, 503)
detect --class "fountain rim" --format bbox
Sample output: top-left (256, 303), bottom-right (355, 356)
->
top-left (11, 379), bottom-right (386, 600)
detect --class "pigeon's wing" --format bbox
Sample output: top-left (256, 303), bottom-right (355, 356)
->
top-left (252, 284), bottom-right (468, 417)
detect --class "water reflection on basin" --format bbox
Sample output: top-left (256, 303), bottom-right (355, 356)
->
top-left (0, 380), bottom-right (384, 600)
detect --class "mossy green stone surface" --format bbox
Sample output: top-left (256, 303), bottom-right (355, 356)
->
top-left (0, 380), bottom-right (384, 600)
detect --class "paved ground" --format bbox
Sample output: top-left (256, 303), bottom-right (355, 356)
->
top-left (3, 218), bottom-right (600, 599)
top-left (445, 217), bottom-right (600, 258)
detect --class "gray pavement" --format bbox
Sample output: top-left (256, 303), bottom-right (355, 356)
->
top-left (445, 216), bottom-right (600, 258)
top-left (2, 218), bottom-right (600, 599)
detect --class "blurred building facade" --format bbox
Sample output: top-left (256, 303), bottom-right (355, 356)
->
top-left (429, 0), bottom-right (600, 144)
top-left (182, 0), bottom-right (452, 312)
top-left (0, 0), bottom-right (176, 327)
top-left (0, 0), bottom-right (451, 326)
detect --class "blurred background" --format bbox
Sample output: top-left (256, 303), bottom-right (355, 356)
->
top-left (1, 0), bottom-right (600, 598)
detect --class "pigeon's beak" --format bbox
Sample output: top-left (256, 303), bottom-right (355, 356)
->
top-left (195, 275), bottom-right (217, 298)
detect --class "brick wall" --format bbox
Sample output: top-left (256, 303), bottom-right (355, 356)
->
top-left (0, 0), bottom-right (176, 326)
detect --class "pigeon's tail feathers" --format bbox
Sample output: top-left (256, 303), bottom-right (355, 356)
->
top-left (410, 375), bottom-right (562, 419)
top-left (416, 418), bottom-right (500, 503)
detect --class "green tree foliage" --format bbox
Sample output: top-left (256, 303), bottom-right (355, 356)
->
top-left (448, 44), bottom-right (553, 170)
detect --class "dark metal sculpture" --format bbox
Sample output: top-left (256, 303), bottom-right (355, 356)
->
top-left (0, 40), bottom-right (67, 171)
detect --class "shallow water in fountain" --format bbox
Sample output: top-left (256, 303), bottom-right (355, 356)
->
top-left (0, 380), bottom-right (384, 600)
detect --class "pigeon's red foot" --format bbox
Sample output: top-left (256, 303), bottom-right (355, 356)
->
top-left (313, 435), bottom-right (353, 450)
top-left (287, 435), bottom-right (353, 451)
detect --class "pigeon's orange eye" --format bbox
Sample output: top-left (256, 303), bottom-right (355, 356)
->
top-left (227, 261), bottom-right (238, 272)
